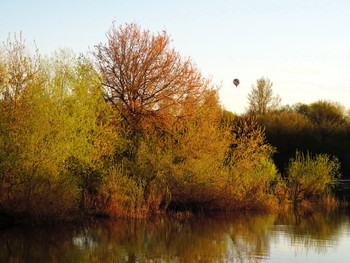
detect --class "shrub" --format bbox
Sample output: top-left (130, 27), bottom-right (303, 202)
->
top-left (219, 157), bottom-right (280, 211)
top-left (286, 151), bottom-right (341, 204)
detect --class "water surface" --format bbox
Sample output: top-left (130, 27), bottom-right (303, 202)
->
top-left (1, 209), bottom-right (350, 262)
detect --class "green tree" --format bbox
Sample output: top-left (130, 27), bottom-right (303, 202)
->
top-left (0, 38), bottom-right (123, 218)
top-left (256, 110), bottom-right (313, 173)
top-left (46, 49), bottom-right (125, 214)
top-left (295, 100), bottom-right (348, 130)
top-left (0, 40), bottom-right (80, 218)
top-left (222, 115), bottom-right (280, 210)
top-left (160, 90), bottom-right (231, 208)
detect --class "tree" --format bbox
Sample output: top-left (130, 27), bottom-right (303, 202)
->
top-left (247, 77), bottom-right (281, 114)
top-left (94, 22), bottom-right (210, 133)
top-left (0, 40), bottom-right (81, 218)
top-left (221, 115), bottom-right (280, 210)
top-left (0, 33), bottom-right (42, 102)
top-left (0, 40), bottom-right (123, 218)
top-left (295, 100), bottom-right (348, 129)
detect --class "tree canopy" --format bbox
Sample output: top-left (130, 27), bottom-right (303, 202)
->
top-left (94, 22), bottom-right (211, 133)
top-left (0, 26), bottom-right (343, 220)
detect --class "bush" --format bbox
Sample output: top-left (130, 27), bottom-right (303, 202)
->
top-left (219, 157), bottom-right (280, 211)
top-left (286, 151), bottom-right (341, 204)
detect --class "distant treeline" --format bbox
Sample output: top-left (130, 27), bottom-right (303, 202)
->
top-left (254, 101), bottom-right (350, 177)
top-left (243, 77), bottom-right (350, 177)
top-left (0, 24), bottom-right (342, 221)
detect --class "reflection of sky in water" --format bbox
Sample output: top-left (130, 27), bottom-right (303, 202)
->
top-left (269, 221), bottom-right (350, 263)
top-left (72, 233), bottom-right (98, 249)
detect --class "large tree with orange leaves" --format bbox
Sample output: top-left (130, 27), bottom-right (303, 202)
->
top-left (94, 22), bottom-right (211, 132)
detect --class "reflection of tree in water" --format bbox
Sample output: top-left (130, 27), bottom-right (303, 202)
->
top-left (275, 209), bottom-right (350, 255)
top-left (0, 224), bottom-right (95, 263)
top-left (224, 213), bottom-right (275, 262)
top-left (1, 210), bottom-right (350, 262)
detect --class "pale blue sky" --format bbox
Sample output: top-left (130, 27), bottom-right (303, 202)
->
top-left (1, 0), bottom-right (350, 113)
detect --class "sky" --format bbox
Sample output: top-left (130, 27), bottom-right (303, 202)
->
top-left (1, 0), bottom-right (350, 113)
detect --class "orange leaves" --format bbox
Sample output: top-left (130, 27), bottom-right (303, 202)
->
top-left (95, 22), bottom-right (211, 133)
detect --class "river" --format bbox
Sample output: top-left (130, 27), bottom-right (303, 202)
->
top-left (1, 208), bottom-right (350, 263)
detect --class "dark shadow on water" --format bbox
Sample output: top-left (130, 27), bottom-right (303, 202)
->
top-left (335, 179), bottom-right (350, 203)
top-left (1, 208), bottom-right (350, 263)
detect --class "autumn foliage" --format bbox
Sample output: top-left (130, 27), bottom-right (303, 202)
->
top-left (94, 22), bottom-right (209, 133)
top-left (0, 24), bottom-right (342, 221)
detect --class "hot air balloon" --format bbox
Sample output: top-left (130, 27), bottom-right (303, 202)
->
top-left (233, 79), bottom-right (240, 87)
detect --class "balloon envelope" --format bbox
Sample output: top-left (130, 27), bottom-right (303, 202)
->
top-left (233, 79), bottom-right (240, 87)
